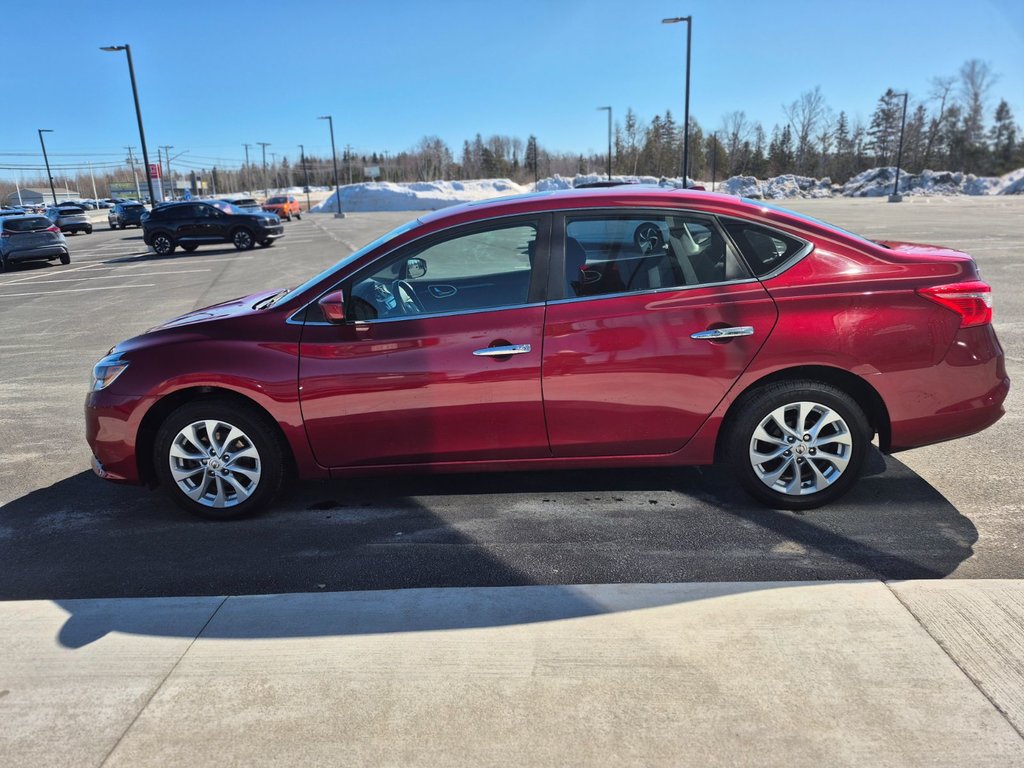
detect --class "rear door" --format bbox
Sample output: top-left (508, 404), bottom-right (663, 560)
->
top-left (541, 209), bottom-right (778, 457)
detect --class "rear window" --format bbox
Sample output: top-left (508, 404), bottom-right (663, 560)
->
top-left (123, 203), bottom-right (143, 210)
top-left (266, 197), bottom-right (286, 204)
top-left (719, 218), bottom-right (809, 277)
top-left (234, 199), bottom-right (258, 207)
top-left (59, 206), bottom-right (85, 214)
top-left (4, 216), bottom-right (52, 232)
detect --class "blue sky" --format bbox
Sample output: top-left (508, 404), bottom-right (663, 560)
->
top-left (1, 0), bottom-right (1022, 179)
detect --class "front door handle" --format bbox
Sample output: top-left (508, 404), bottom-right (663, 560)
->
top-left (473, 344), bottom-right (532, 357)
top-left (690, 326), bottom-right (755, 340)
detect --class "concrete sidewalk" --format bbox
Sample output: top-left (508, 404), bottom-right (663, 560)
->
top-left (2, 581), bottom-right (1023, 767)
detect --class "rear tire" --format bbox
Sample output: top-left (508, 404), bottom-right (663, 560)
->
top-left (0, 254), bottom-right (7, 272)
top-left (110, 222), bottom-right (119, 230)
top-left (85, 226), bottom-right (93, 234)
top-left (59, 252), bottom-right (71, 265)
top-left (723, 380), bottom-right (869, 510)
top-left (153, 399), bottom-right (284, 520)
top-left (295, 212), bottom-right (301, 220)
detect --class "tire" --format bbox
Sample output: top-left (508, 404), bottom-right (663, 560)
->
top-left (110, 222), bottom-right (118, 230)
top-left (259, 239), bottom-right (274, 247)
top-left (232, 228), bottom-right (255, 250)
top-left (59, 252), bottom-right (71, 265)
top-left (0, 253), bottom-right (7, 273)
top-left (152, 233), bottom-right (176, 255)
top-left (633, 222), bottom-right (662, 252)
top-left (295, 212), bottom-right (301, 220)
top-left (153, 399), bottom-right (284, 520)
top-left (182, 244), bottom-right (199, 252)
top-left (723, 381), bottom-right (869, 510)
top-left (85, 226), bottom-right (93, 235)
top-left (285, 214), bottom-right (292, 222)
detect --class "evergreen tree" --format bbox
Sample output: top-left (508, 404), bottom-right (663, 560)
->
top-left (989, 100), bottom-right (1018, 175)
top-left (866, 89), bottom-right (903, 166)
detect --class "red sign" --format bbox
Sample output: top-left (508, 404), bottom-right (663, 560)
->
top-left (149, 163), bottom-right (162, 179)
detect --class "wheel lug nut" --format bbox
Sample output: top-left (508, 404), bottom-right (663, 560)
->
top-left (787, 436), bottom-right (795, 443)
top-left (803, 434), bottom-right (811, 441)
top-left (784, 450), bottom-right (792, 456)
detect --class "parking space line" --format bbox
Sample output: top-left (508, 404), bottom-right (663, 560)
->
top-left (0, 284), bottom-right (157, 298)
top-left (0, 262), bottom-right (103, 287)
top-left (2, 269), bottom-right (211, 287)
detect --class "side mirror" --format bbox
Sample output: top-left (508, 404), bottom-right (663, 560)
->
top-left (407, 257), bottom-right (427, 279)
top-left (318, 289), bottom-right (346, 324)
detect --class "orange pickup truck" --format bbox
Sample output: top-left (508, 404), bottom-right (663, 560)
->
top-left (262, 195), bottom-right (302, 221)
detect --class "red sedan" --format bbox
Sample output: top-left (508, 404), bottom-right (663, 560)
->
top-left (85, 188), bottom-right (1008, 519)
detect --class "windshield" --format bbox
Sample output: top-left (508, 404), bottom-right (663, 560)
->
top-left (271, 219), bottom-right (421, 308)
top-left (266, 197), bottom-right (286, 204)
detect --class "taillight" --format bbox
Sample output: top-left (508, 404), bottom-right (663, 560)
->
top-left (917, 280), bottom-right (993, 328)
top-left (47, 225), bottom-right (60, 233)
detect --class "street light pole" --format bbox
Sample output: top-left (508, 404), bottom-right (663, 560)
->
top-left (597, 106), bottom-right (612, 180)
top-left (711, 132), bottom-right (718, 192)
top-left (318, 115), bottom-right (344, 218)
top-left (257, 142), bottom-right (271, 198)
top-left (889, 91), bottom-right (909, 203)
top-left (37, 129), bottom-right (57, 205)
top-left (242, 144), bottom-right (251, 192)
top-left (100, 44), bottom-right (156, 203)
top-left (299, 144), bottom-right (311, 212)
top-left (662, 16), bottom-right (692, 186)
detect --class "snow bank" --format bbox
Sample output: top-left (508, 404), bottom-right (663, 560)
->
top-left (719, 174), bottom-right (833, 199)
top-left (840, 167), bottom-right (1020, 197)
top-left (311, 179), bottom-right (530, 213)
top-left (534, 173), bottom-right (665, 191)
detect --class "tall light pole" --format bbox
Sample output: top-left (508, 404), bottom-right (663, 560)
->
top-left (597, 106), bottom-right (612, 180)
top-left (257, 142), bottom-right (271, 198)
top-left (318, 115), bottom-right (344, 217)
top-left (37, 129), bottom-right (57, 205)
top-left (242, 143), bottom-right (251, 192)
top-left (100, 44), bottom-right (156, 203)
top-left (889, 91), bottom-right (909, 204)
top-left (710, 131), bottom-right (718, 192)
top-left (662, 16), bottom-right (692, 186)
top-left (299, 144), bottom-right (312, 211)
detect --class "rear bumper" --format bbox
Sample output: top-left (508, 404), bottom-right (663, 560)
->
top-left (5, 245), bottom-right (68, 262)
top-left (60, 223), bottom-right (90, 233)
top-left (874, 324), bottom-right (1009, 451)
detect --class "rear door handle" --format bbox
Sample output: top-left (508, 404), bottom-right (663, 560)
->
top-left (690, 326), bottom-right (755, 340)
top-left (473, 344), bottom-right (532, 357)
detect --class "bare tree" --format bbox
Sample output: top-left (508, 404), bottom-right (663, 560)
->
top-left (783, 86), bottom-right (827, 175)
top-left (958, 59), bottom-right (997, 147)
top-left (924, 75), bottom-right (955, 166)
top-left (720, 110), bottom-right (751, 174)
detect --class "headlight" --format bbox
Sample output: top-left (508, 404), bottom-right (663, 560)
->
top-left (91, 353), bottom-right (129, 391)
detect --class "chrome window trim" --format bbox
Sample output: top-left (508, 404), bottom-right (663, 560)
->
top-left (291, 301), bottom-right (546, 327)
top-left (546, 277), bottom-right (761, 307)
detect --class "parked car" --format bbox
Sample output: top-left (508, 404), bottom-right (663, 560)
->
top-left (86, 187), bottom-right (1008, 519)
top-left (0, 213), bottom-right (69, 271)
top-left (141, 200), bottom-right (283, 255)
top-left (262, 195), bottom-right (302, 221)
top-left (97, 199), bottom-right (114, 209)
top-left (45, 205), bottom-right (92, 235)
top-left (228, 197), bottom-right (262, 213)
top-left (108, 202), bottom-right (146, 229)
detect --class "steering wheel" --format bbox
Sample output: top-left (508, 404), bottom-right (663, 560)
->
top-left (391, 280), bottom-right (424, 314)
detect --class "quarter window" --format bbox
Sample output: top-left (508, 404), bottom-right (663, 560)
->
top-left (563, 213), bottom-right (750, 299)
top-left (719, 219), bottom-right (808, 276)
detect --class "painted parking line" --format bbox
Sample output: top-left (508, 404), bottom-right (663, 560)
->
top-left (1, 268), bottom-right (211, 287)
top-left (0, 284), bottom-right (156, 298)
top-left (0, 262), bottom-right (103, 287)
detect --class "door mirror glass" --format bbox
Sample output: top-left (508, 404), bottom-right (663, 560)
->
top-left (318, 289), bottom-right (346, 324)
top-left (406, 257), bottom-right (427, 279)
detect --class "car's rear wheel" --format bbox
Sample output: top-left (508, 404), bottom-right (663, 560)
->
top-left (0, 254), bottom-right (7, 272)
top-left (152, 233), bottom-right (176, 255)
top-left (295, 212), bottom-right (301, 220)
top-left (110, 222), bottom-right (118, 230)
top-left (59, 252), bottom-right (71, 265)
top-left (182, 244), bottom-right (198, 252)
top-left (232, 228), bottom-right (255, 250)
top-left (154, 400), bottom-right (283, 520)
top-left (85, 226), bottom-right (93, 234)
top-left (724, 381), bottom-right (869, 510)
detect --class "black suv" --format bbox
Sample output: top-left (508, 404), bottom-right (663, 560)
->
top-left (108, 202), bottom-right (146, 229)
top-left (142, 201), bottom-right (284, 255)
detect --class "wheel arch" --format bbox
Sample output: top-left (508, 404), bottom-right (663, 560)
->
top-left (715, 365), bottom-right (891, 460)
top-left (136, 385), bottom-right (297, 486)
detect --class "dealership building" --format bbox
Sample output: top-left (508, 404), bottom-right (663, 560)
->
top-left (5, 187), bottom-right (80, 207)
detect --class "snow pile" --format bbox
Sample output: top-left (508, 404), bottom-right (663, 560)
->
top-left (721, 174), bottom-right (833, 199)
top-left (995, 168), bottom-right (1024, 195)
top-left (311, 179), bottom-right (530, 213)
top-left (840, 167), bottom-right (1015, 197)
top-left (534, 173), bottom-right (664, 191)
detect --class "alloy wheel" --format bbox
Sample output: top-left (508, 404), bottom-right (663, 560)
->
top-left (168, 419), bottom-right (262, 509)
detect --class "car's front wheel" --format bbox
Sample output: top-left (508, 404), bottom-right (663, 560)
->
top-left (59, 252), bottom-right (70, 265)
top-left (182, 244), bottom-right (198, 252)
top-left (154, 399), bottom-right (284, 520)
top-left (152, 233), bottom-right (176, 255)
top-left (232, 228), bottom-right (255, 250)
top-left (724, 381), bottom-right (869, 510)
top-left (259, 239), bottom-right (274, 247)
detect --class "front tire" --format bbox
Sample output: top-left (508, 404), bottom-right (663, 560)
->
top-left (232, 228), bottom-right (255, 250)
top-left (182, 244), bottom-right (199, 252)
top-left (152, 233), bottom-right (176, 255)
top-left (153, 399), bottom-right (284, 520)
top-left (259, 239), bottom-right (274, 247)
top-left (724, 381), bottom-right (869, 510)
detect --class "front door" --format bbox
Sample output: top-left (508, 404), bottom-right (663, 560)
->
top-left (298, 216), bottom-right (551, 468)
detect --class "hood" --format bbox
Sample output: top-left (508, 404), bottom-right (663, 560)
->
top-left (143, 287), bottom-right (286, 334)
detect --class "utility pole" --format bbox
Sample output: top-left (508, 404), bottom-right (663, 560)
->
top-left (318, 115), bottom-right (344, 217)
top-left (299, 144), bottom-right (312, 211)
top-left (159, 145), bottom-right (173, 194)
top-left (125, 146), bottom-right (142, 200)
top-left (242, 143), bottom-right (251, 192)
top-left (257, 141), bottom-right (271, 198)
top-left (345, 144), bottom-right (354, 184)
top-left (270, 152), bottom-right (278, 190)
top-left (89, 161), bottom-right (98, 202)
top-left (37, 129), bottom-right (58, 205)
top-left (889, 92), bottom-right (909, 203)
top-left (597, 106), bottom-right (612, 180)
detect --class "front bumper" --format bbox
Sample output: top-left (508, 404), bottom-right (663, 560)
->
top-left (85, 390), bottom-right (158, 485)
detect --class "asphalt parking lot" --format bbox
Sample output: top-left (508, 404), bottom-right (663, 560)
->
top-left (0, 197), bottom-right (1020, 600)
